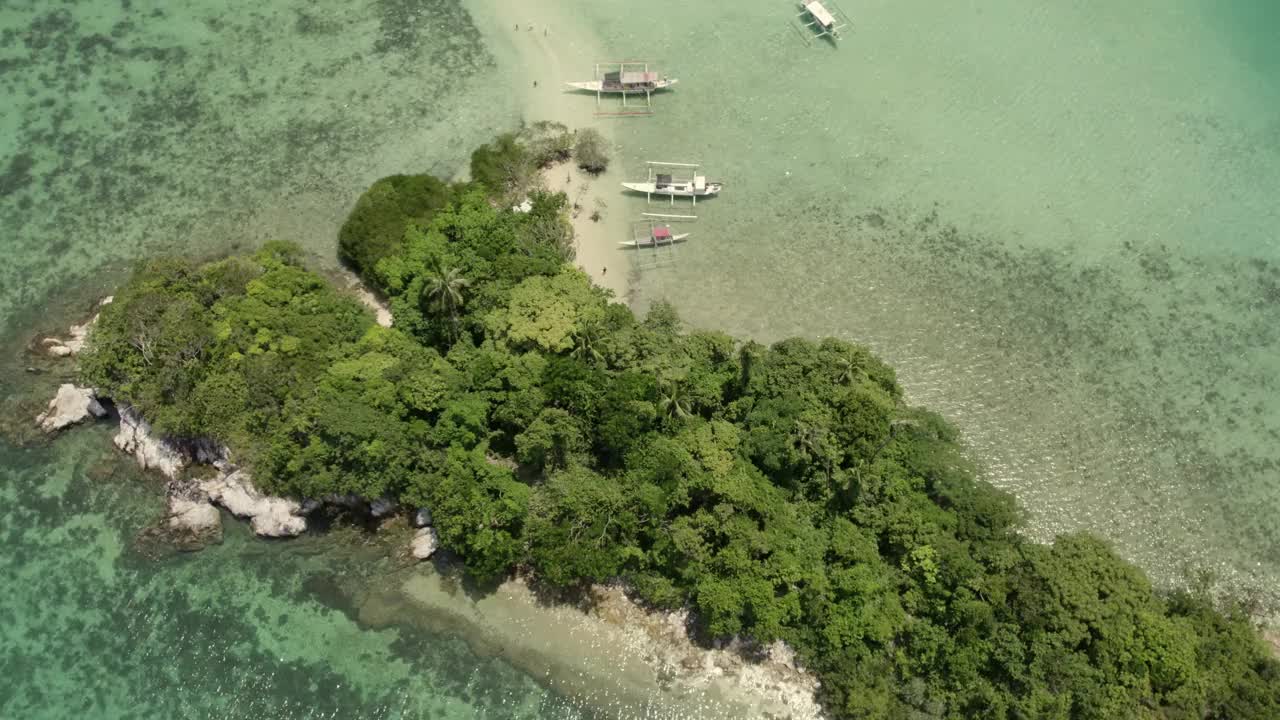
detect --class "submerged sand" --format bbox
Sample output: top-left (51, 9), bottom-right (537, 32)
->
top-left (357, 567), bottom-right (824, 720)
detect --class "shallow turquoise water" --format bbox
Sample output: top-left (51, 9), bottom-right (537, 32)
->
top-left (3, 0), bottom-right (1280, 717)
top-left (0, 428), bottom-right (590, 719)
top-left (583, 0), bottom-right (1280, 599)
top-left (0, 1), bottom-right (594, 717)
top-left (0, 0), bottom-right (516, 336)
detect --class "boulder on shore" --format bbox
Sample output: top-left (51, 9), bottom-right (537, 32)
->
top-left (42, 296), bottom-right (113, 357)
top-left (42, 340), bottom-right (74, 357)
top-left (167, 496), bottom-right (223, 546)
top-left (114, 407), bottom-right (186, 479)
top-left (36, 384), bottom-right (107, 433)
top-left (411, 527), bottom-right (438, 559)
top-left (204, 469), bottom-right (306, 538)
top-left (103, 404), bottom-right (307, 542)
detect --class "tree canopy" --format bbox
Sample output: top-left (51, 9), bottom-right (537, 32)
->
top-left (81, 140), bottom-right (1280, 720)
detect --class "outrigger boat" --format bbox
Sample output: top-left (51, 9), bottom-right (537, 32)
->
top-left (567, 62), bottom-right (676, 116)
top-left (623, 162), bottom-right (721, 212)
top-left (622, 173), bottom-right (721, 199)
top-left (620, 223), bottom-right (690, 248)
top-left (566, 69), bottom-right (678, 95)
top-left (795, 0), bottom-right (850, 42)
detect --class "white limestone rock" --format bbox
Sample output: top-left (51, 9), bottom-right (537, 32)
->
top-left (49, 297), bottom-right (112, 357)
top-left (63, 318), bottom-right (94, 354)
top-left (167, 496), bottom-right (222, 541)
top-left (36, 384), bottom-right (107, 433)
top-left (249, 505), bottom-right (307, 538)
top-left (113, 407), bottom-right (186, 479)
top-left (411, 527), bottom-right (438, 559)
top-left (203, 469), bottom-right (306, 538)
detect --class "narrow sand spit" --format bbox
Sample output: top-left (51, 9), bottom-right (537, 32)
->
top-left (465, 0), bottom-right (633, 303)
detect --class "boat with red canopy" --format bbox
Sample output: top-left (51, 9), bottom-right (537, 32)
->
top-left (620, 223), bottom-right (690, 248)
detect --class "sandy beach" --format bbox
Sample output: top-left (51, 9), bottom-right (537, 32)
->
top-left (464, 0), bottom-right (634, 303)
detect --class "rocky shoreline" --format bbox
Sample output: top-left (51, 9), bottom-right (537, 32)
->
top-left (584, 584), bottom-right (824, 719)
top-left (26, 296), bottom-right (826, 719)
top-left (29, 293), bottom-right (436, 555)
top-left (34, 295), bottom-right (112, 358)
top-left (33, 387), bottom-right (826, 717)
top-left (43, 399), bottom-right (443, 554)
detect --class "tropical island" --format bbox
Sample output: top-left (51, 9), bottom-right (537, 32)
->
top-left (56, 128), bottom-right (1280, 719)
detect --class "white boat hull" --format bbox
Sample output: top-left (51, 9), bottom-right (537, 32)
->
top-left (621, 181), bottom-right (721, 197)
top-left (565, 79), bottom-right (679, 94)
top-left (620, 233), bottom-right (690, 248)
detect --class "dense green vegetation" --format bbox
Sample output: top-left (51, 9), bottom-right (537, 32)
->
top-left (337, 121), bottom-right (595, 288)
top-left (82, 141), bottom-right (1279, 718)
top-left (338, 173), bottom-right (454, 284)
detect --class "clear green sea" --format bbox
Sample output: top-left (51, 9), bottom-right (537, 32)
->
top-left (2, 0), bottom-right (1279, 717)
top-left (599, 0), bottom-right (1280, 598)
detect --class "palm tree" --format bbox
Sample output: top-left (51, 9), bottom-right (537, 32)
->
top-left (849, 412), bottom-right (927, 502)
top-left (658, 379), bottom-right (693, 422)
top-left (836, 353), bottom-right (861, 386)
top-left (790, 419), bottom-right (834, 480)
top-left (420, 260), bottom-right (470, 325)
top-left (570, 324), bottom-right (604, 365)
